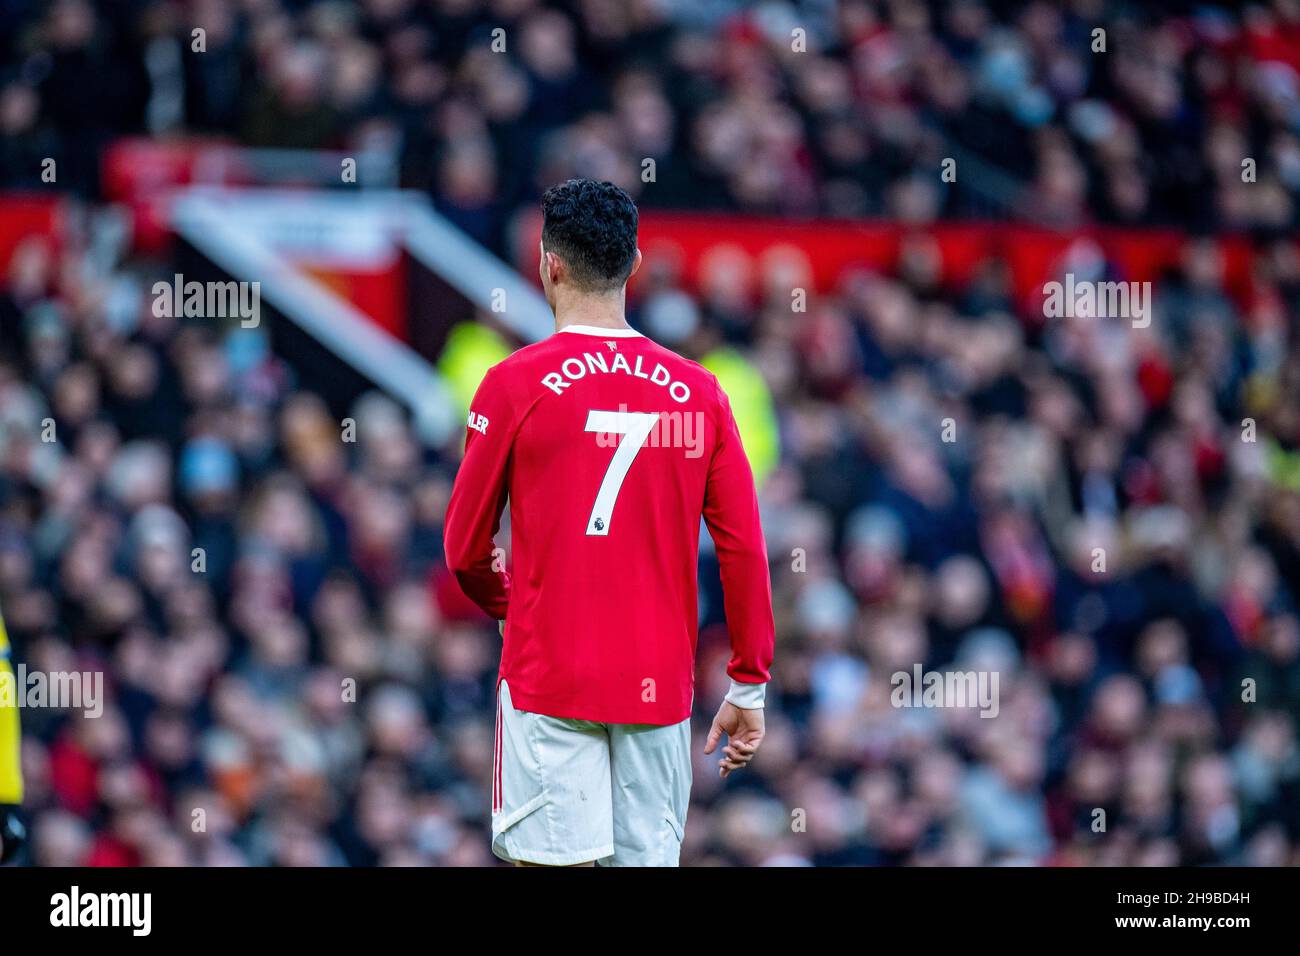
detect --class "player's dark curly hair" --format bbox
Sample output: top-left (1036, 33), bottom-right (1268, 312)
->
top-left (540, 179), bottom-right (638, 292)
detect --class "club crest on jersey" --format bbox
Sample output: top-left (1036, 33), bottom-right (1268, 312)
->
top-left (467, 411), bottom-right (489, 435)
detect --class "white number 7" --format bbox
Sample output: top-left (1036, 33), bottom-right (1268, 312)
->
top-left (584, 409), bottom-right (659, 536)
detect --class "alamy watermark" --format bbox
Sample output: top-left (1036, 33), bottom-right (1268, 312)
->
top-left (151, 274), bottom-right (260, 327)
top-left (592, 405), bottom-right (706, 459)
top-left (0, 666), bottom-right (104, 718)
top-left (50, 886), bottom-right (151, 936)
top-left (890, 664), bottom-right (1000, 718)
top-left (1042, 273), bottom-right (1151, 328)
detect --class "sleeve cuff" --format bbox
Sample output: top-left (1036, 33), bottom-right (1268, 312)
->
top-left (724, 679), bottom-right (767, 709)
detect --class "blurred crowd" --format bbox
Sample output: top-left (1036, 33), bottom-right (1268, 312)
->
top-left (3, 214), bottom-right (1300, 866)
top-left (0, 0), bottom-right (1299, 868)
top-left (4, 0), bottom-right (1300, 238)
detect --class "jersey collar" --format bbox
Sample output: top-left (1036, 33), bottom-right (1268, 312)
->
top-left (557, 324), bottom-right (643, 337)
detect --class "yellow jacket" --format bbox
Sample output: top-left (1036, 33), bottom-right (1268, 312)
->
top-left (0, 610), bottom-right (21, 804)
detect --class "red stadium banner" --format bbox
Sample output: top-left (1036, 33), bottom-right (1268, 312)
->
top-left (0, 195), bottom-right (66, 281)
top-left (100, 141), bottom-right (408, 336)
top-left (102, 138), bottom-right (233, 254)
top-left (515, 210), bottom-right (1264, 313)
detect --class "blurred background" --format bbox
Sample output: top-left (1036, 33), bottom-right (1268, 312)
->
top-left (1, 0), bottom-right (1300, 867)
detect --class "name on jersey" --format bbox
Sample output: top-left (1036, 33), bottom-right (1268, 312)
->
top-left (541, 352), bottom-right (691, 403)
top-left (467, 411), bottom-right (489, 434)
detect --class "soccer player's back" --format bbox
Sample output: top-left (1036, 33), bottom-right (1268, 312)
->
top-left (449, 324), bottom-right (769, 726)
top-left (444, 179), bottom-right (774, 866)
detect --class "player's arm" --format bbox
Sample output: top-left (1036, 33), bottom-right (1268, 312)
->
top-left (700, 384), bottom-right (775, 777)
top-left (444, 365), bottom-right (515, 621)
top-left (0, 608), bottom-right (26, 863)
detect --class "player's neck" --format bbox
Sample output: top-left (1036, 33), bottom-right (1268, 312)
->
top-left (553, 289), bottom-right (631, 334)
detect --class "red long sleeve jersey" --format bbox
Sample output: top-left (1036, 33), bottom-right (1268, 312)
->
top-left (443, 324), bottom-right (774, 725)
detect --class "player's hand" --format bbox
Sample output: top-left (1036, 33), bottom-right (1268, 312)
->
top-left (704, 701), bottom-right (764, 778)
top-left (0, 806), bottom-right (25, 865)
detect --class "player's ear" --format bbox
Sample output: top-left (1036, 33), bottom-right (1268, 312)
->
top-left (545, 250), bottom-right (565, 286)
top-left (628, 248), bottom-right (643, 281)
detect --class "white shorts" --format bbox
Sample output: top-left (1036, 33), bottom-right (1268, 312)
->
top-left (491, 679), bottom-right (691, 867)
